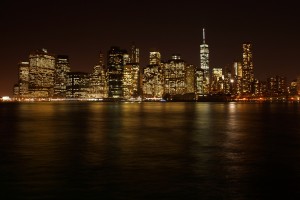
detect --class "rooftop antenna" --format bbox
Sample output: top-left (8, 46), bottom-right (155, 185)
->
top-left (203, 28), bottom-right (206, 44)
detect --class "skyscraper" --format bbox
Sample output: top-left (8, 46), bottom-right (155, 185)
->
top-left (267, 76), bottom-right (287, 96)
top-left (17, 61), bottom-right (30, 97)
top-left (233, 61), bottom-right (243, 95)
top-left (131, 43), bottom-right (140, 63)
top-left (242, 43), bottom-right (254, 95)
top-left (89, 52), bottom-right (108, 98)
top-left (66, 72), bottom-right (89, 98)
top-left (223, 65), bottom-right (233, 95)
top-left (54, 55), bottom-right (70, 98)
top-left (122, 43), bottom-right (141, 99)
top-left (200, 28), bottom-right (210, 94)
top-left (107, 46), bottom-right (127, 98)
top-left (28, 49), bottom-right (56, 98)
top-left (143, 51), bottom-right (164, 99)
top-left (289, 80), bottom-right (298, 95)
top-left (185, 64), bottom-right (195, 94)
top-left (123, 63), bottom-right (139, 99)
top-left (211, 68), bottom-right (223, 94)
top-left (164, 54), bottom-right (186, 96)
top-left (195, 68), bottom-right (204, 97)
top-left (149, 51), bottom-right (161, 65)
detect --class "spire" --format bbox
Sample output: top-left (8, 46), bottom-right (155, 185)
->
top-left (203, 28), bottom-right (206, 44)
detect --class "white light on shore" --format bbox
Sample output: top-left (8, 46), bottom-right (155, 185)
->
top-left (1, 96), bottom-right (11, 101)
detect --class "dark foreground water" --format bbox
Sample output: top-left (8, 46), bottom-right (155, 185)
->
top-left (1, 102), bottom-right (300, 199)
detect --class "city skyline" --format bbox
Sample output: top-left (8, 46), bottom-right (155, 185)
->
top-left (9, 43), bottom-right (298, 102)
top-left (0, 1), bottom-right (299, 96)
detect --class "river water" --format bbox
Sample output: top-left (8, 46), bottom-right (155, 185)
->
top-left (1, 102), bottom-right (300, 199)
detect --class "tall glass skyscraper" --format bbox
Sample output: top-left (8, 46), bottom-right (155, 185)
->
top-left (107, 46), bottom-right (127, 98)
top-left (242, 43), bottom-right (254, 95)
top-left (200, 28), bottom-right (210, 94)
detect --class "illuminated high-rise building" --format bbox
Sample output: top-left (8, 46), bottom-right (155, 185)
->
top-left (28, 49), bottom-right (56, 98)
top-left (223, 65), bottom-right (233, 95)
top-left (253, 79), bottom-right (264, 96)
top-left (54, 55), bottom-right (70, 98)
top-left (89, 52), bottom-right (108, 98)
top-left (185, 64), bottom-right (195, 94)
top-left (129, 44), bottom-right (142, 97)
top-left (233, 61), bottom-right (243, 77)
top-left (131, 43), bottom-right (140, 63)
top-left (143, 65), bottom-right (164, 99)
top-left (149, 51), bottom-right (161, 65)
top-left (195, 68), bottom-right (204, 97)
top-left (107, 46), bottom-right (127, 98)
top-left (143, 51), bottom-right (164, 99)
top-left (123, 63), bottom-right (140, 99)
top-left (66, 72), bottom-right (89, 98)
top-left (267, 76), bottom-right (287, 96)
top-left (17, 61), bottom-right (30, 97)
top-left (260, 81), bottom-right (268, 97)
top-left (242, 43), bottom-right (254, 95)
top-left (233, 61), bottom-right (243, 95)
top-left (200, 28), bottom-right (210, 94)
top-left (122, 44), bottom-right (141, 99)
top-left (13, 84), bottom-right (20, 97)
top-left (289, 80), bottom-right (298, 95)
top-left (123, 53), bottom-right (130, 65)
top-left (164, 54), bottom-right (186, 96)
top-left (211, 68), bottom-right (223, 93)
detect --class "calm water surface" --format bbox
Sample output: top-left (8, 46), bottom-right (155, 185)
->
top-left (1, 102), bottom-right (300, 199)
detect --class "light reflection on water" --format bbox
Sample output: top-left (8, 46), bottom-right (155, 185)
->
top-left (1, 102), bottom-right (300, 199)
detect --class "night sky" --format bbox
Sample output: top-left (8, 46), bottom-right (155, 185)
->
top-left (0, 0), bottom-right (299, 96)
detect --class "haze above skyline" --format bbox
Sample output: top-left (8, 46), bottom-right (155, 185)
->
top-left (0, 0), bottom-right (299, 96)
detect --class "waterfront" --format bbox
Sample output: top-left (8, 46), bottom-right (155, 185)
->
top-left (1, 102), bottom-right (300, 199)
